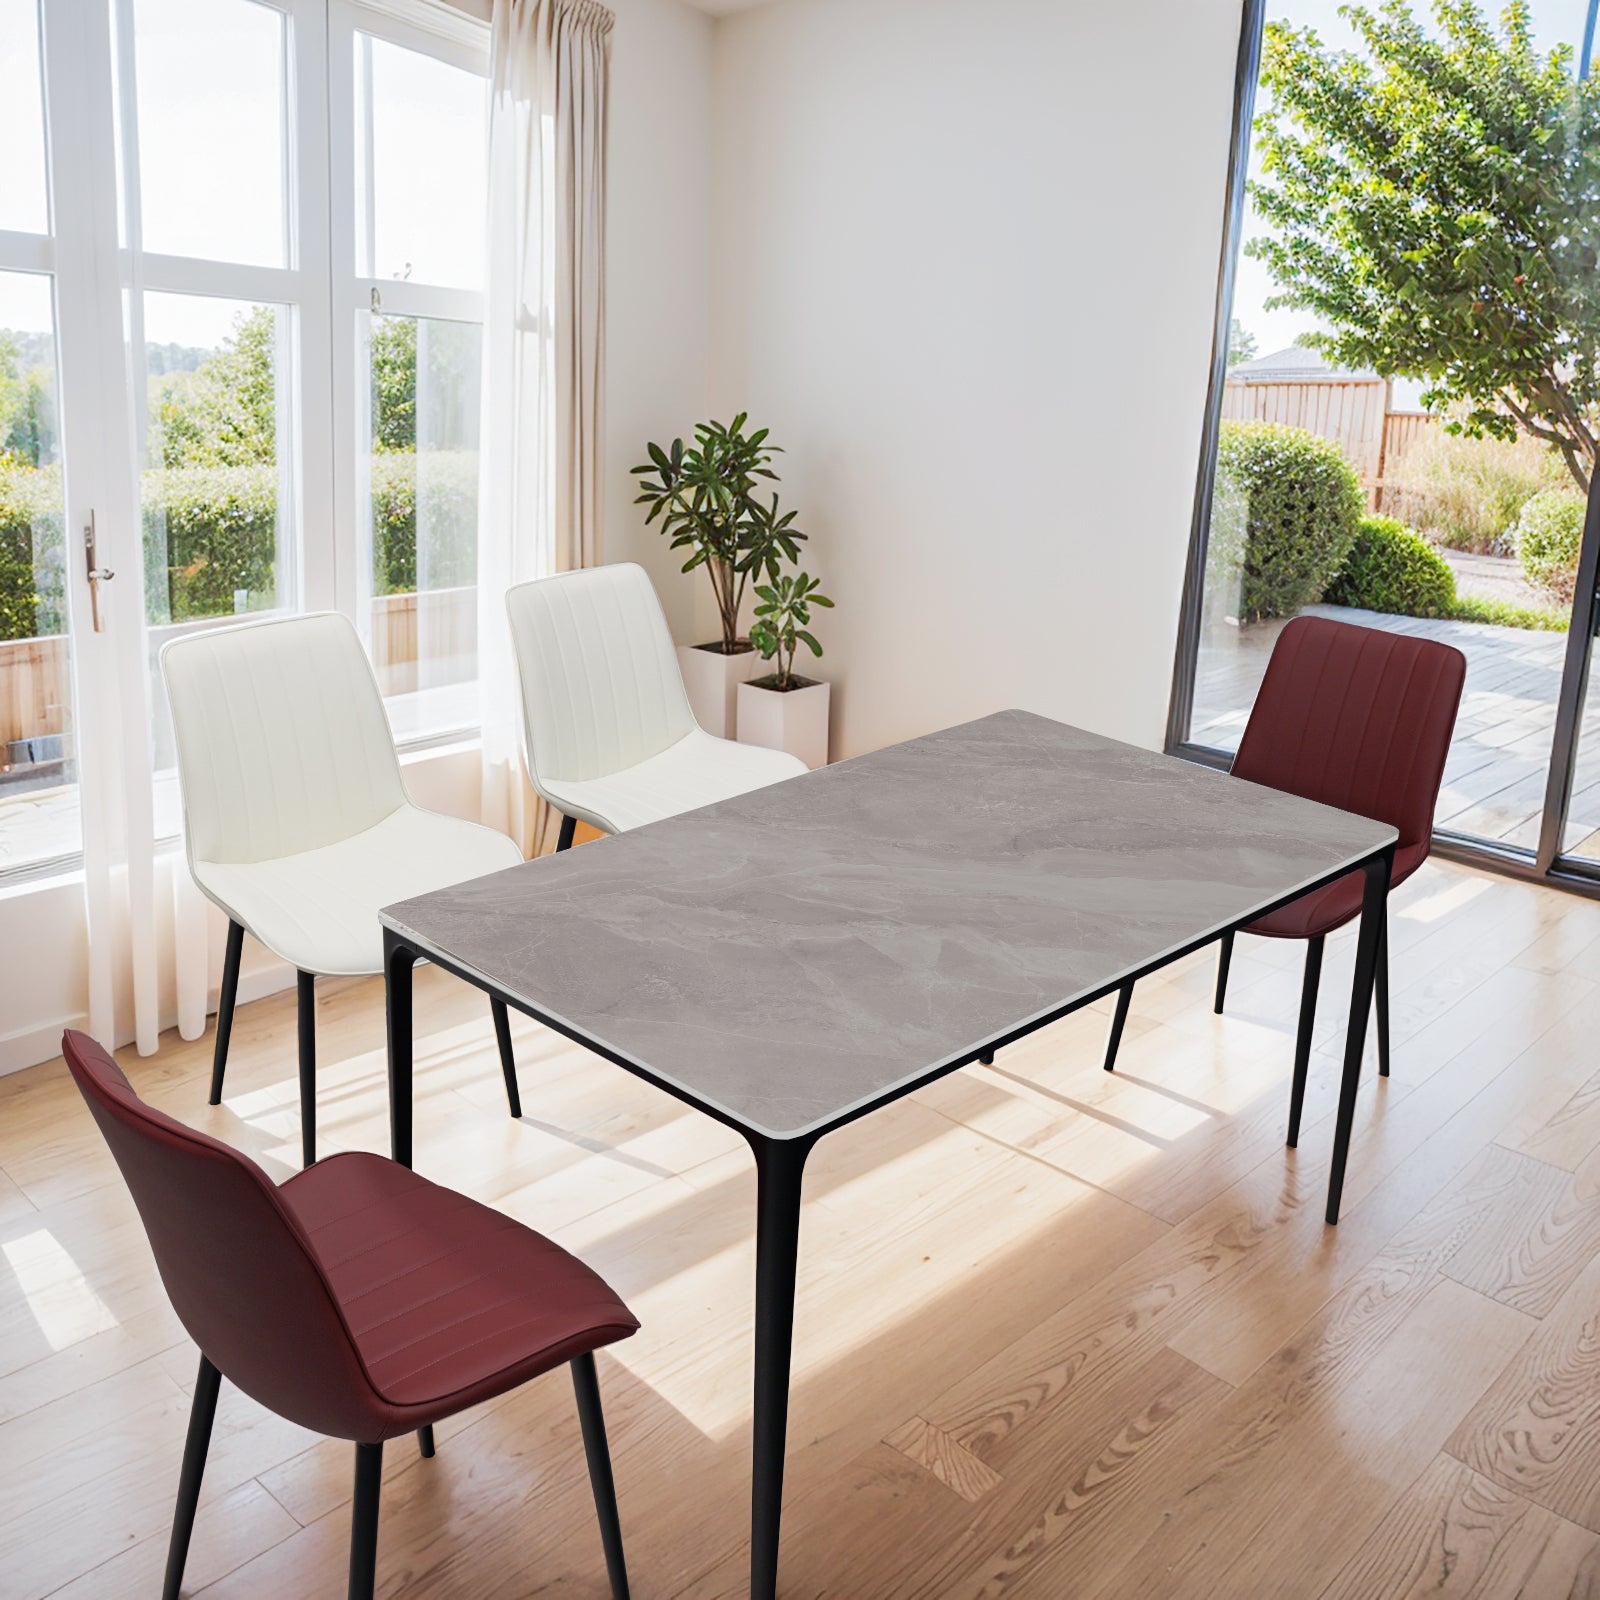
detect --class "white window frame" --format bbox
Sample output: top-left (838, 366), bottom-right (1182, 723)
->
top-left (328, 0), bottom-right (489, 743)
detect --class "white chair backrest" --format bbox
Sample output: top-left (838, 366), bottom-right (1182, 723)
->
top-left (160, 612), bottom-right (406, 865)
top-left (505, 563), bottom-right (696, 785)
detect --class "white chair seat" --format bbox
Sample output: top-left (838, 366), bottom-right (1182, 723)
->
top-left (540, 728), bottom-right (806, 834)
top-left (193, 804), bottom-right (522, 978)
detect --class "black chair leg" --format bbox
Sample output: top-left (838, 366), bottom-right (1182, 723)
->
top-left (557, 812), bottom-right (577, 852)
top-left (348, 1441), bottom-right (383, 1600)
top-left (298, 971), bottom-right (317, 1168)
top-left (1103, 981), bottom-right (1134, 1072)
top-left (491, 999), bottom-right (522, 1119)
top-left (572, 1352), bottom-right (630, 1600)
top-left (1286, 934), bottom-right (1325, 1149)
top-left (209, 921), bottom-right (245, 1106)
top-left (1375, 914), bottom-right (1391, 1078)
top-left (417, 1425), bottom-right (435, 1458)
top-left (1214, 930), bottom-right (1235, 1014)
top-left (978, 1049), bottom-right (995, 1065)
top-left (162, 1354), bottom-right (222, 1600)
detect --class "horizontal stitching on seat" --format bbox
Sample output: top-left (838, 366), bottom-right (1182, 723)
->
top-left (333, 1219), bottom-right (524, 1303)
top-left (363, 1291), bottom-right (527, 1362)
top-left (374, 1305), bottom-right (632, 1392)
top-left (312, 1194), bottom-right (484, 1270)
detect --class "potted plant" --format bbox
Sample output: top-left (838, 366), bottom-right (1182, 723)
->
top-left (632, 415), bottom-right (806, 736)
top-left (737, 571), bottom-right (834, 769)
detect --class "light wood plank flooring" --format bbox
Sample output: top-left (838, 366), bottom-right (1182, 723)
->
top-left (8, 857), bottom-right (1600, 1596)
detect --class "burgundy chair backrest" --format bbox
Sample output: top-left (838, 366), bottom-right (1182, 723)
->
top-left (62, 1030), bottom-right (381, 1439)
top-left (1232, 615), bottom-right (1466, 854)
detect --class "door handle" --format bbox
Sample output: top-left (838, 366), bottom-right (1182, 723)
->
top-left (84, 513), bottom-right (114, 633)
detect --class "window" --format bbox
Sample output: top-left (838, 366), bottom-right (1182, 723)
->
top-left (1170, 0), bottom-right (1600, 887)
top-left (0, 0), bottom-right (490, 878)
top-left (344, 14), bottom-right (488, 741)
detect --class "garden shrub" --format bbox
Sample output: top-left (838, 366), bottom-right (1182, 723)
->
top-left (0, 462), bottom-right (65, 643)
top-left (1388, 425), bottom-right (1567, 555)
top-left (1515, 489), bottom-right (1588, 605)
top-left (1211, 421), bottom-right (1364, 622)
top-left (1324, 515), bottom-right (1456, 617)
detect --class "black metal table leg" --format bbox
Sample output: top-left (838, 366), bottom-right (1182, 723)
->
top-left (749, 1133), bottom-right (814, 1600)
top-left (1103, 981), bottom-right (1133, 1072)
top-left (1324, 847), bottom-right (1393, 1225)
top-left (385, 931), bottom-right (416, 1169)
top-left (557, 813), bottom-right (577, 852)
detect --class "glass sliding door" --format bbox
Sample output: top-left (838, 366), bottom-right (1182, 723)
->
top-left (1171, 0), bottom-right (1600, 889)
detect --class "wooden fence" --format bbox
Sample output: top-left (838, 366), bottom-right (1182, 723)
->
top-left (0, 587), bottom-right (477, 763)
top-left (1221, 375), bottom-right (1437, 510)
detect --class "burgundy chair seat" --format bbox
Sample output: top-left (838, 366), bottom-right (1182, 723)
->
top-left (282, 1153), bottom-right (636, 1423)
top-left (61, 1029), bottom-right (637, 1600)
top-left (1244, 839), bottom-right (1430, 940)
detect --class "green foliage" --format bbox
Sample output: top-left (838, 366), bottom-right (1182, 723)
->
top-left (1208, 421), bottom-right (1365, 622)
top-left (1226, 317), bottom-right (1258, 366)
top-left (0, 462), bottom-right (64, 641)
top-left (1388, 424), bottom-right (1568, 553)
top-left (0, 330), bottom-right (56, 469)
top-left (371, 317), bottom-right (417, 453)
top-left (1448, 592), bottom-right (1568, 630)
top-left (1250, 0), bottom-right (1600, 495)
top-left (1514, 488), bottom-right (1588, 603)
top-left (632, 415), bottom-right (807, 651)
top-left (749, 570), bottom-right (833, 690)
top-left (141, 464), bottom-right (280, 622)
top-left (1325, 514), bottom-right (1457, 616)
top-left (151, 308), bottom-right (279, 470)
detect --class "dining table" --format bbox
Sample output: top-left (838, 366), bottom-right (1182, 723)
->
top-left (380, 707), bottom-right (1397, 1600)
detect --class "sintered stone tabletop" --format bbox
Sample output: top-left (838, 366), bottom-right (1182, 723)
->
top-left (382, 709), bottom-right (1396, 1140)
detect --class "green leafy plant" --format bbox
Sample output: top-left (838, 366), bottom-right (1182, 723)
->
top-left (631, 415), bottom-right (806, 653)
top-left (1324, 515), bottom-right (1456, 617)
top-left (1249, 0), bottom-right (1600, 494)
top-left (1387, 425), bottom-right (1569, 555)
top-left (1515, 489), bottom-right (1588, 604)
top-left (748, 571), bottom-right (833, 691)
top-left (1208, 421), bottom-right (1364, 622)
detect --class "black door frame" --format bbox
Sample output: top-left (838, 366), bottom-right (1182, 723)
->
top-left (1165, 0), bottom-right (1600, 904)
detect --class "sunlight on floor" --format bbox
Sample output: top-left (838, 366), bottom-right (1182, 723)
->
top-left (2, 1228), bottom-right (117, 1352)
top-left (1399, 875), bottom-right (1492, 925)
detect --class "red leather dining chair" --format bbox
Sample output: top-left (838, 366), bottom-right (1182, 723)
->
top-left (61, 1029), bottom-right (638, 1600)
top-left (1103, 616), bottom-right (1466, 1144)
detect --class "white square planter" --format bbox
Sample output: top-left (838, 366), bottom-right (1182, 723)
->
top-left (677, 643), bottom-right (765, 739)
top-left (736, 676), bottom-right (831, 770)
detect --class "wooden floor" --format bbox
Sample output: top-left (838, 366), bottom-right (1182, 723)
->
top-left (1192, 603), bottom-right (1600, 856)
top-left (11, 857), bottom-right (1600, 1596)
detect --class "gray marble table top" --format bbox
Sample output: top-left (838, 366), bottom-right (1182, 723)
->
top-left (382, 710), bottom-right (1396, 1141)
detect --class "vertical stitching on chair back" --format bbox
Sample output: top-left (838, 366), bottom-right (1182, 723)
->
top-left (160, 614), bottom-right (406, 864)
top-left (60, 1030), bottom-right (388, 1439)
top-left (1231, 615), bottom-right (1466, 853)
top-left (506, 564), bottom-right (695, 784)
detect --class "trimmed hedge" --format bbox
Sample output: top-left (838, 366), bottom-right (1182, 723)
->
top-left (0, 452), bottom-right (479, 641)
top-left (1324, 515), bottom-right (1457, 617)
top-left (1209, 421), bottom-right (1364, 622)
top-left (1515, 489), bottom-right (1587, 605)
top-left (0, 461), bottom-right (64, 641)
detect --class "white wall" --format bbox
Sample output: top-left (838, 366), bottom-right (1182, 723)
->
top-left (708, 0), bottom-right (1243, 757)
top-left (602, 0), bottom-right (716, 640)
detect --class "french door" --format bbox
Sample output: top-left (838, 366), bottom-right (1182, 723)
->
top-left (0, 0), bottom-right (487, 1056)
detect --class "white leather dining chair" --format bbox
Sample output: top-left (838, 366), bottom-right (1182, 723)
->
top-left (161, 612), bottom-right (525, 1166)
top-left (505, 563), bottom-right (806, 847)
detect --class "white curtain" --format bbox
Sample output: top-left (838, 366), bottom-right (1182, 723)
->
top-left (478, 0), bottom-right (613, 857)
